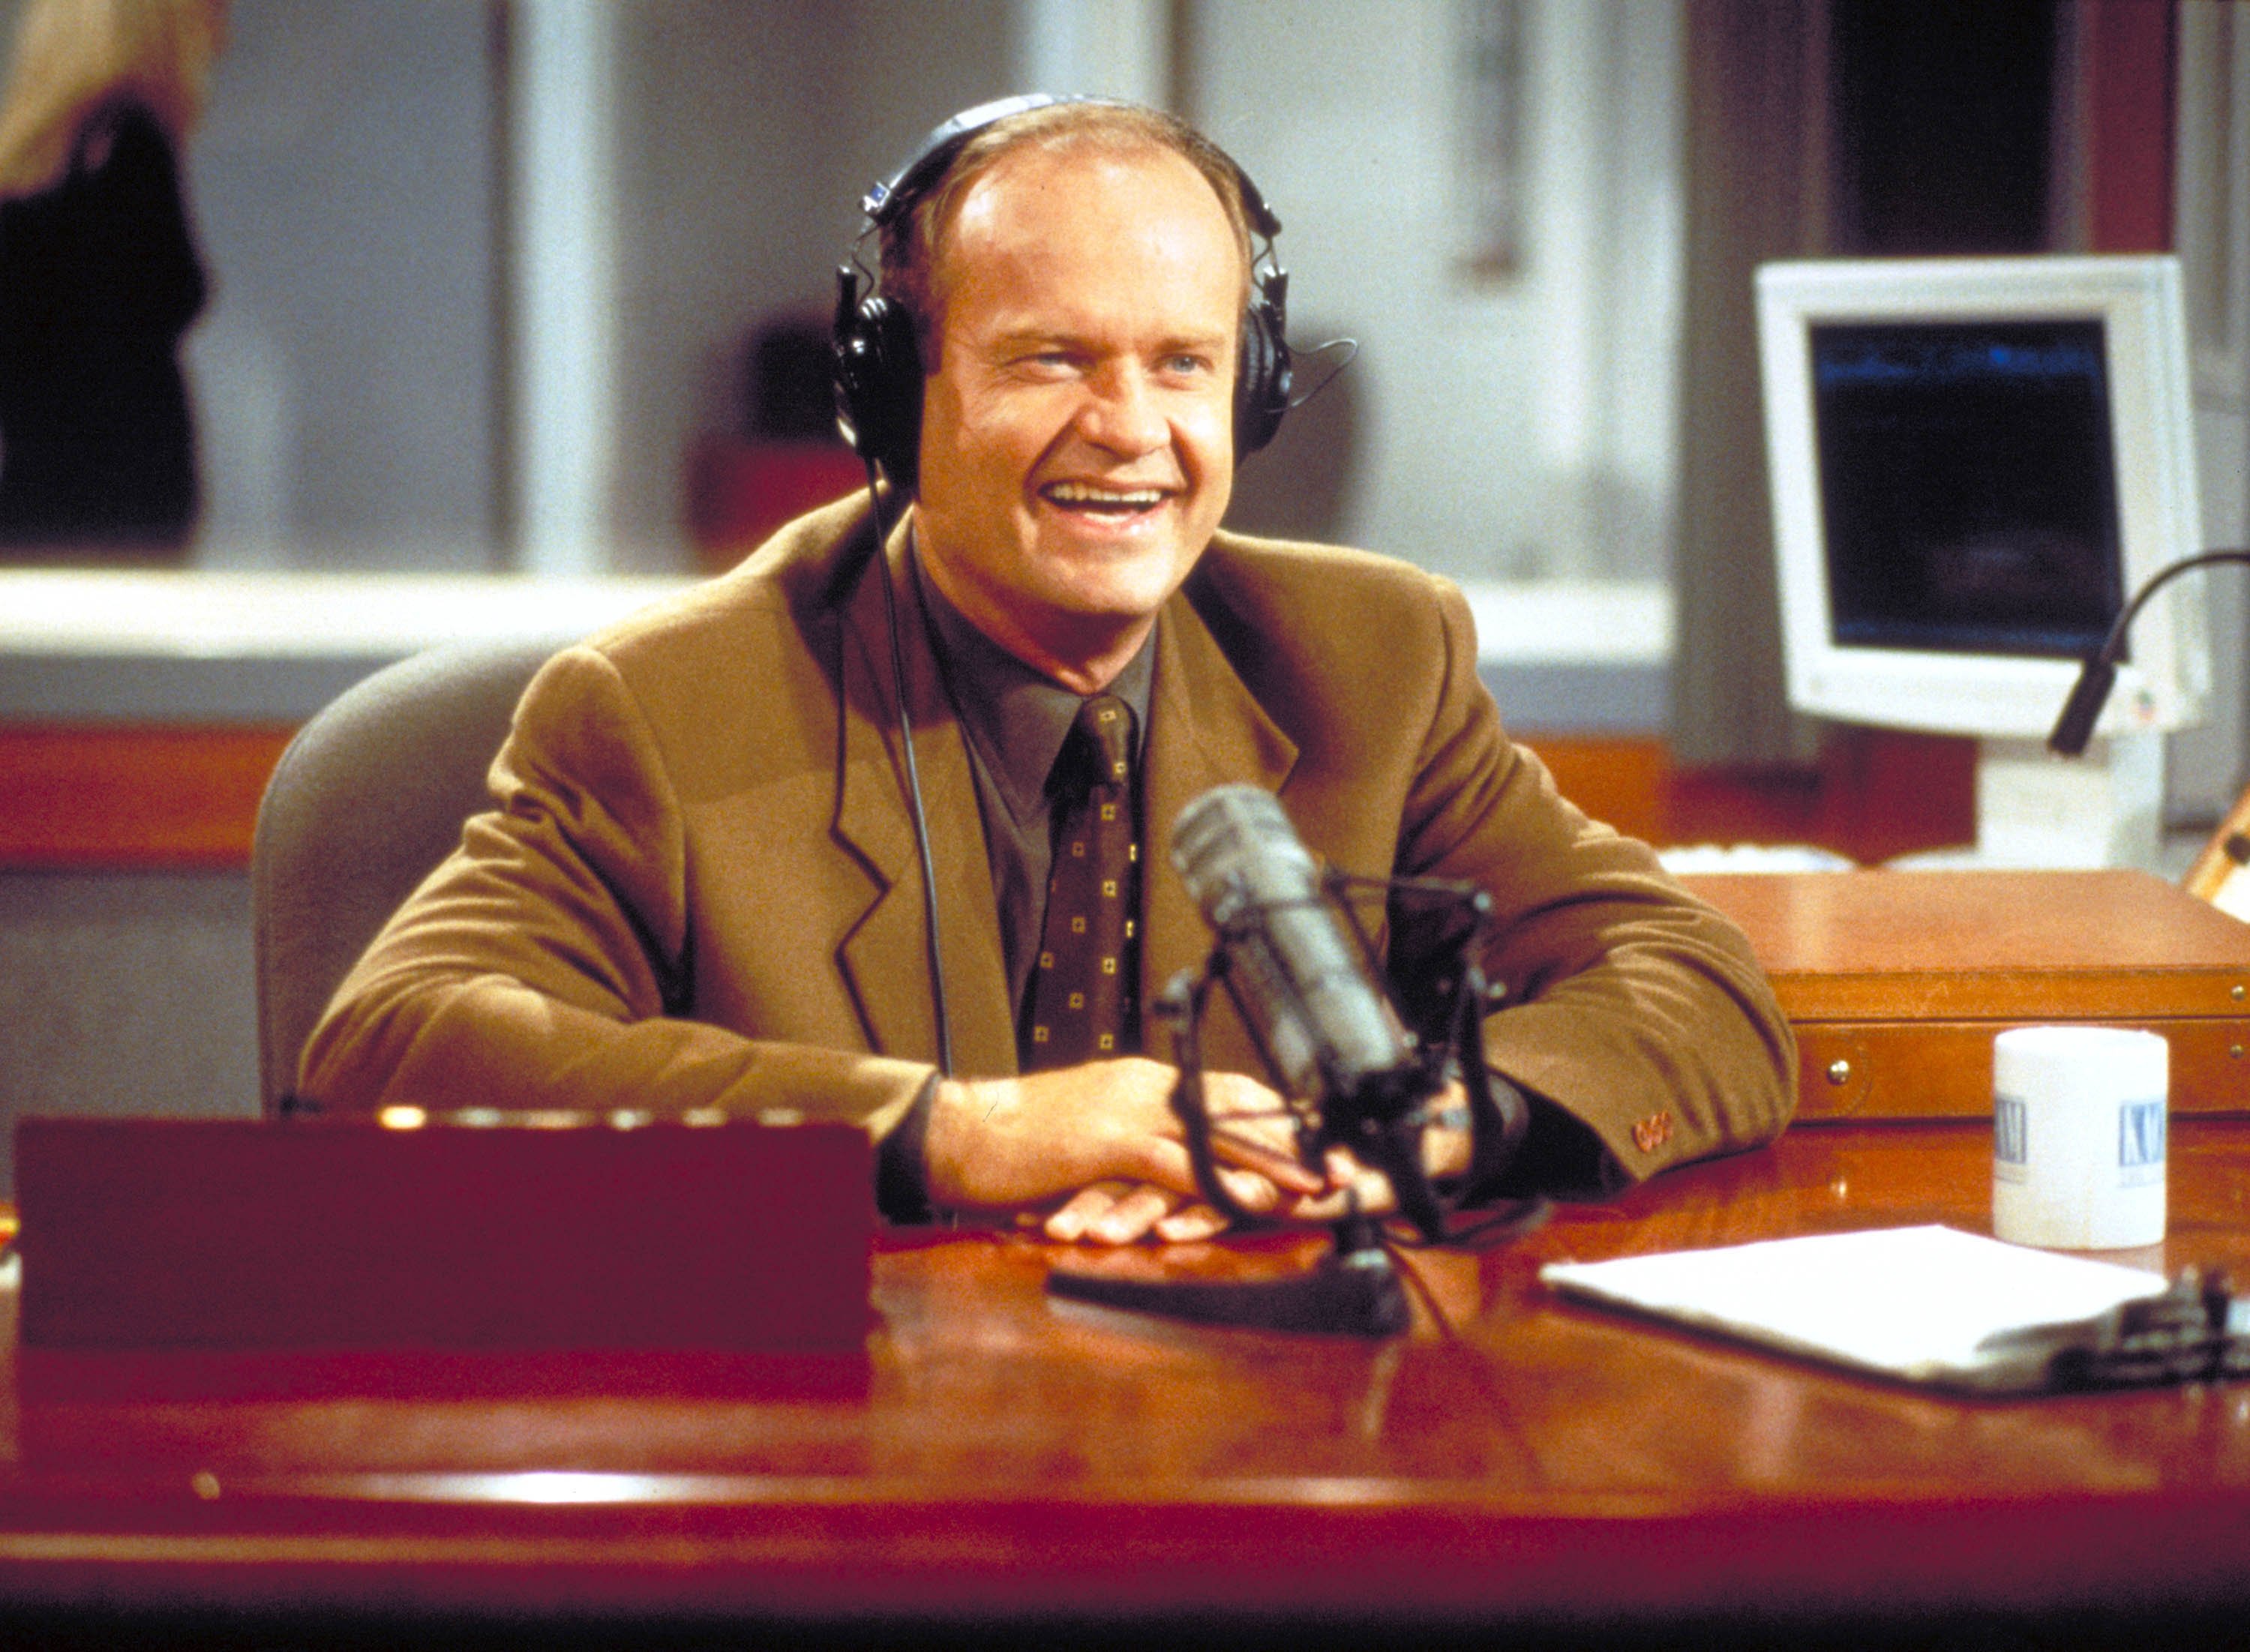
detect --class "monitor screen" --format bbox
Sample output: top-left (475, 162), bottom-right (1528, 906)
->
top-left (1756, 255), bottom-right (2204, 742)
top-left (1812, 319), bottom-right (2122, 660)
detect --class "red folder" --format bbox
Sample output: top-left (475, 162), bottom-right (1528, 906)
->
top-left (15, 1115), bottom-right (874, 1353)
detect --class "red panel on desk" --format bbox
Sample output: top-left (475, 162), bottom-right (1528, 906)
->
top-left (14, 1117), bottom-right (874, 1351)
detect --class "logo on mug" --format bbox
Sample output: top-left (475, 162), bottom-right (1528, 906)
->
top-left (1994, 1094), bottom-right (2028, 1181)
top-left (2118, 1098), bottom-right (2165, 1185)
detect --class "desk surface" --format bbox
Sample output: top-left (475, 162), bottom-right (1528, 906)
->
top-left (4, 1123), bottom-right (2250, 1642)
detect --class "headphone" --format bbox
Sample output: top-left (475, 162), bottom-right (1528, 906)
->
top-left (831, 93), bottom-right (1295, 494)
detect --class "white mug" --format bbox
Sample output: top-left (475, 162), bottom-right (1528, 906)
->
top-left (1991, 1025), bottom-right (2168, 1250)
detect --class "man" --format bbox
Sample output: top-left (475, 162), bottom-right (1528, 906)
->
top-left (300, 100), bottom-right (1794, 1243)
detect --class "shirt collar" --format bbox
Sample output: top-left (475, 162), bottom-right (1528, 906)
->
top-left (912, 541), bottom-right (1156, 829)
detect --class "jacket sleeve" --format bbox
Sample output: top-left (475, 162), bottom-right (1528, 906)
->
top-left (1395, 577), bottom-right (1797, 1187)
top-left (295, 645), bottom-right (933, 1139)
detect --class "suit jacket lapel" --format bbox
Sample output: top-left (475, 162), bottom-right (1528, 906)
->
top-left (1142, 589), bottom-right (1298, 1077)
top-left (832, 520), bottom-right (1016, 1076)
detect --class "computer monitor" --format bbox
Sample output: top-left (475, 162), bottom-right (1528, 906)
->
top-left (1756, 255), bottom-right (2209, 868)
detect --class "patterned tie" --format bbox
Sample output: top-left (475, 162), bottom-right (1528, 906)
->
top-left (1022, 694), bottom-right (1140, 1070)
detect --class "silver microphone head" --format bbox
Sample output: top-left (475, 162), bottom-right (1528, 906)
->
top-left (1172, 785), bottom-right (1414, 1105)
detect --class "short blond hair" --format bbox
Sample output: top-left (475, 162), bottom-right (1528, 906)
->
top-left (877, 100), bottom-right (1256, 370)
top-left (0, 0), bottom-right (226, 199)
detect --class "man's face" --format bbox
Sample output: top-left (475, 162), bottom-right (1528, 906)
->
top-left (911, 142), bottom-right (1243, 686)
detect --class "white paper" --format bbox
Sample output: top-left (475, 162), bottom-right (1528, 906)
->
top-left (1540, 1225), bottom-right (2168, 1390)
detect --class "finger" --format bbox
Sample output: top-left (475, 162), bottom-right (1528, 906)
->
top-left (1138, 1135), bottom-right (1313, 1207)
top-left (1217, 1165), bottom-right (1284, 1213)
top-left (1115, 1143), bottom-right (1283, 1216)
top-left (1420, 1123), bottom-right (1472, 1180)
top-left (1044, 1180), bottom-right (1132, 1243)
top-left (1200, 1072), bottom-right (1297, 1135)
top-left (1203, 1120), bottom-right (1324, 1193)
top-left (1154, 1201), bottom-right (1232, 1243)
top-left (1245, 1148), bottom-right (1394, 1224)
top-left (1085, 1183), bottom-right (1179, 1246)
top-left (1198, 1076), bottom-right (1324, 1190)
top-left (1282, 1165), bottom-right (1400, 1225)
top-left (1338, 1156), bottom-right (1397, 1215)
top-left (1210, 1114), bottom-right (1312, 1168)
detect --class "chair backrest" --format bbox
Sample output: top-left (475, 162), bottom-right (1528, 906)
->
top-left (250, 637), bottom-right (560, 1117)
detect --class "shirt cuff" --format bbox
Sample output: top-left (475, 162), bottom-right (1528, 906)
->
top-left (1477, 1080), bottom-right (1626, 1201)
top-left (874, 1072), bottom-right (941, 1223)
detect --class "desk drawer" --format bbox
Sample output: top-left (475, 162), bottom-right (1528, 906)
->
top-left (1792, 1016), bottom-right (2250, 1121)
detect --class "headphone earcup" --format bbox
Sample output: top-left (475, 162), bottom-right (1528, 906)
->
top-left (1234, 269), bottom-right (1293, 460)
top-left (832, 289), bottom-right (925, 492)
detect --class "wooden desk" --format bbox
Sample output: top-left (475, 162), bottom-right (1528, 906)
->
top-left (4, 1123), bottom-right (2250, 1646)
top-left (1687, 870), bottom-right (2250, 1121)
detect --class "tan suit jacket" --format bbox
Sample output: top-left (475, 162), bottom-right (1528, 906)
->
top-left (301, 496), bottom-right (1795, 1180)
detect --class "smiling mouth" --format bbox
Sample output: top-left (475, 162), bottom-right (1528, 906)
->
top-left (1040, 481), bottom-right (1170, 516)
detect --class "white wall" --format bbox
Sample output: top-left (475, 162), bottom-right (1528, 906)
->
top-left (120, 0), bottom-right (1028, 577)
top-left (510, 0), bottom-right (617, 576)
top-left (599, 0), bottom-right (838, 571)
top-left (1018, 0), bottom-right (1170, 101)
top-left (596, 0), bottom-right (1020, 570)
top-left (1192, 0), bottom-right (1684, 583)
top-left (188, 0), bottom-right (502, 570)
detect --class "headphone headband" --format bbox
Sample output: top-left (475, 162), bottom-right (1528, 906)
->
top-left (862, 94), bottom-right (1063, 226)
top-left (832, 94), bottom-right (1294, 491)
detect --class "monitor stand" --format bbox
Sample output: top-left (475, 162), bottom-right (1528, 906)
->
top-left (1892, 733), bottom-right (2164, 871)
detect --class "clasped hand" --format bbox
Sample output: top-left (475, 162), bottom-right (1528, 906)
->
top-left (925, 1057), bottom-right (1468, 1245)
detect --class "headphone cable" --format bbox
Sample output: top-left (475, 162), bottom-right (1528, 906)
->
top-left (860, 463), bottom-right (955, 1078)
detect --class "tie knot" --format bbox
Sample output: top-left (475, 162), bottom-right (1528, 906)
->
top-left (1067, 694), bottom-right (1134, 793)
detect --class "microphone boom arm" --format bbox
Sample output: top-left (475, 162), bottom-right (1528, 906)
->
top-left (2050, 549), bottom-right (2250, 757)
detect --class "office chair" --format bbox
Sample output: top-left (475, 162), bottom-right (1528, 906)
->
top-left (250, 637), bottom-right (559, 1117)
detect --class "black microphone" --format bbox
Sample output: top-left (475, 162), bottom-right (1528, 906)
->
top-left (1042, 785), bottom-right (1540, 1330)
top-left (2048, 657), bottom-right (2118, 758)
top-left (2049, 550), bottom-right (2250, 757)
top-left (1170, 785), bottom-right (1424, 1123)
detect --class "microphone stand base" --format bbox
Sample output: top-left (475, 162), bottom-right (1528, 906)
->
top-left (1046, 1224), bottom-right (1410, 1338)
